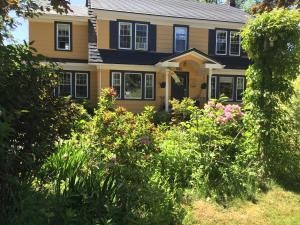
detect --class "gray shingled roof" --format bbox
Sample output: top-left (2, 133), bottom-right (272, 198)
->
top-left (91, 0), bottom-right (250, 24)
top-left (44, 5), bottom-right (88, 17)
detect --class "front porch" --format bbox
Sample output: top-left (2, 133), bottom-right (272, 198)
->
top-left (156, 48), bottom-right (224, 111)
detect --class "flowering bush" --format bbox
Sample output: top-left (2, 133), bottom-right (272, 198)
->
top-left (187, 100), bottom-right (257, 203)
top-left (156, 98), bottom-right (258, 203)
top-left (204, 100), bottom-right (244, 125)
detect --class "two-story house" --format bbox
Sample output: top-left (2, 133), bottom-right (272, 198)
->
top-left (29, 0), bottom-right (251, 112)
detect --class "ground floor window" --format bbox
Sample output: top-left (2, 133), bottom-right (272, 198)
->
top-left (210, 75), bottom-right (245, 101)
top-left (58, 72), bottom-right (72, 97)
top-left (110, 71), bottom-right (155, 100)
top-left (56, 71), bottom-right (89, 99)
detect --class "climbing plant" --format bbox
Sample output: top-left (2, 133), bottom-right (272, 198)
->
top-left (241, 9), bottom-right (300, 179)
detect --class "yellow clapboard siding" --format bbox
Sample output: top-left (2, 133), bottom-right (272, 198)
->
top-left (29, 21), bottom-right (88, 59)
top-left (189, 28), bottom-right (209, 53)
top-left (97, 20), bottom-right (110, 49)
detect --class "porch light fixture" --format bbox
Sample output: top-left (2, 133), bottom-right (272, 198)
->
top-left (160, 82), bottom-right (166, 88)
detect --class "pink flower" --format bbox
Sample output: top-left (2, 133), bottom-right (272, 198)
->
top-left (207, 112), bottom-right (214, 118)
top-left (224, 112), bottom-right (233, 120)
top-left (224, 105), bottom-right (233, 113)
top-left (216, 103), bottom-right (224, 109)
top-left (208, 100), bottom-right (215, 107)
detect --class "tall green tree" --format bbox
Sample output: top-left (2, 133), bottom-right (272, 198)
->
top-left (241, 9), bottom-right (300, 179)
top-left (0, 43), bottom-right (86, 223)
top-left (251, 0), bottom-right (299, 13)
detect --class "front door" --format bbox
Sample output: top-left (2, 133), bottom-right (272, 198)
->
top-left (171, 72), bottom-right (189, 100)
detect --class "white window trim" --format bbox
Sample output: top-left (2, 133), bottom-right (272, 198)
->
top-left (135, 23), bottom-right (148, 51)
top-left (124, 72), bottom-right (143, 100)
top-left (210, 76), bottom-right (217, 99)
top-left (229, 31), bottom-right (241, 56)
top-left (58, 72), bottom-right (72, 97)
top-left (112, 72), bottom-right (122, 99)
top-left (118, 22), bottom-right (132, 50)
top-left (219, 76), bottom-right (234, 101)
top-left (174, 26), bottom-right (188, 53)
top-left (144, 73), bottom-right (154, 100)
top-left (236, 77), bottom-right (245, 101)
top-left (56, 23), bottom-right (71, 51)
top-left (215, 30), bottom-right (227, 56)
top-left (75, 72), bottom-right (88, 99)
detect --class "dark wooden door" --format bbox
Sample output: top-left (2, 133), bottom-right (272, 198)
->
top-left (171, 72), bottom-right (189, 100)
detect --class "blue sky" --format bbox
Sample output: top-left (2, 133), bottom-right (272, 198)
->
top-left (11, 0), bottom-right (85, 43)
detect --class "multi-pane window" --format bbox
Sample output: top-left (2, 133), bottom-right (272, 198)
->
top-left (58, 72), bottom-right (72, 97)
top-left (119, 22), bottom-right (132, 49)
top-left (219, 76), bottom-right (234, 100)
top-left (209, 76), bottom-right (245, 101)
top-left (211, 76), bottom-right (217, 99)
top-left (124, 73), bottom-right (142, 99)
top-left (135, 24), bottom-right (148, 50)
top-left (230, 31), bottom-right (241, 56)
top-left (236, 77), bottom-right (245, 101)
top-left (75, 73), bottom-right (88, 98)
top-left (174, 26), bottom-right (188, 53)
top-left (112, 72), bottom-right (122, 99)
top-left (145, 73), bottom-right (154, 99)
top-left (110, 72), bottom-right (155, 100)
top-left (216, 30), bottom-right (227, 55)
top-left (56, 23), bottom-right (71, 51)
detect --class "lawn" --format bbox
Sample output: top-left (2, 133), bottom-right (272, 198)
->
top-left (188, 186), bottom-right (300, 225)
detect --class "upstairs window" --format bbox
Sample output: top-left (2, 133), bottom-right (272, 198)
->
top-left (58, 72), bottom-right (72, 97)
top-left (75, 72), bottom-right (88, 99)
top-left (56, 22), bottom-right (71, 51)
top-left (174, 26), bottom-right (188, 53)
top-left (216, 30), bottom-right (227, 55)
top-left (229, 31), bottom-right (241, 56)
top-left (135, 24), bottom-right (148, 50)
top-left (119, 22), bottom-right (132, 49)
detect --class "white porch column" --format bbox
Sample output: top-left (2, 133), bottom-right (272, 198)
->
top-left (208, 68), bottom-right (212, 100)
top-left (165, 70), bottom-right (169, 112)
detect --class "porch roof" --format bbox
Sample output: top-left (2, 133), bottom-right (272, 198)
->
top-left (92, 49), bottom-right (250, 69)
top-left (158, 48), bottom-right (223, 66)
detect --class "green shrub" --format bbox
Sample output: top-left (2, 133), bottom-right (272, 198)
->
top-left (155, 125), bottom-right (200, 190)
top-left (188, 100), bottom-right (259, 203)
top-left (170, 98), bottom-right (198, 123)
top-left (33, 88), bottom-right (182, 225)
top-left (0, 44), bottom-right (89, 223)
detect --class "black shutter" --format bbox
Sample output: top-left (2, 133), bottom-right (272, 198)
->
top-left (208, 29), bottom-right (216, 55)
top-left (149, 24), bottom-right (157, 52)
top-left (110, 21), bottom-right (118, 49)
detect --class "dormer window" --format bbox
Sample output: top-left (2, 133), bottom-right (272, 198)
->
top-left (215, 30), bottom-right (227, 55)
top-left (229, 31), bottom-right (241, 56)
top-left (174, 25), bottom-right (188, 53)
top-left (135, 24), bottom-right (148, 50)
top-left (55, 22), bottom-right (71, 51)
top-left (119, 22), bottom-right (132, 49)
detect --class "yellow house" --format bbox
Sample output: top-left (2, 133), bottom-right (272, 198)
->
top-left (29, 0), bottom-right (250, 112)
